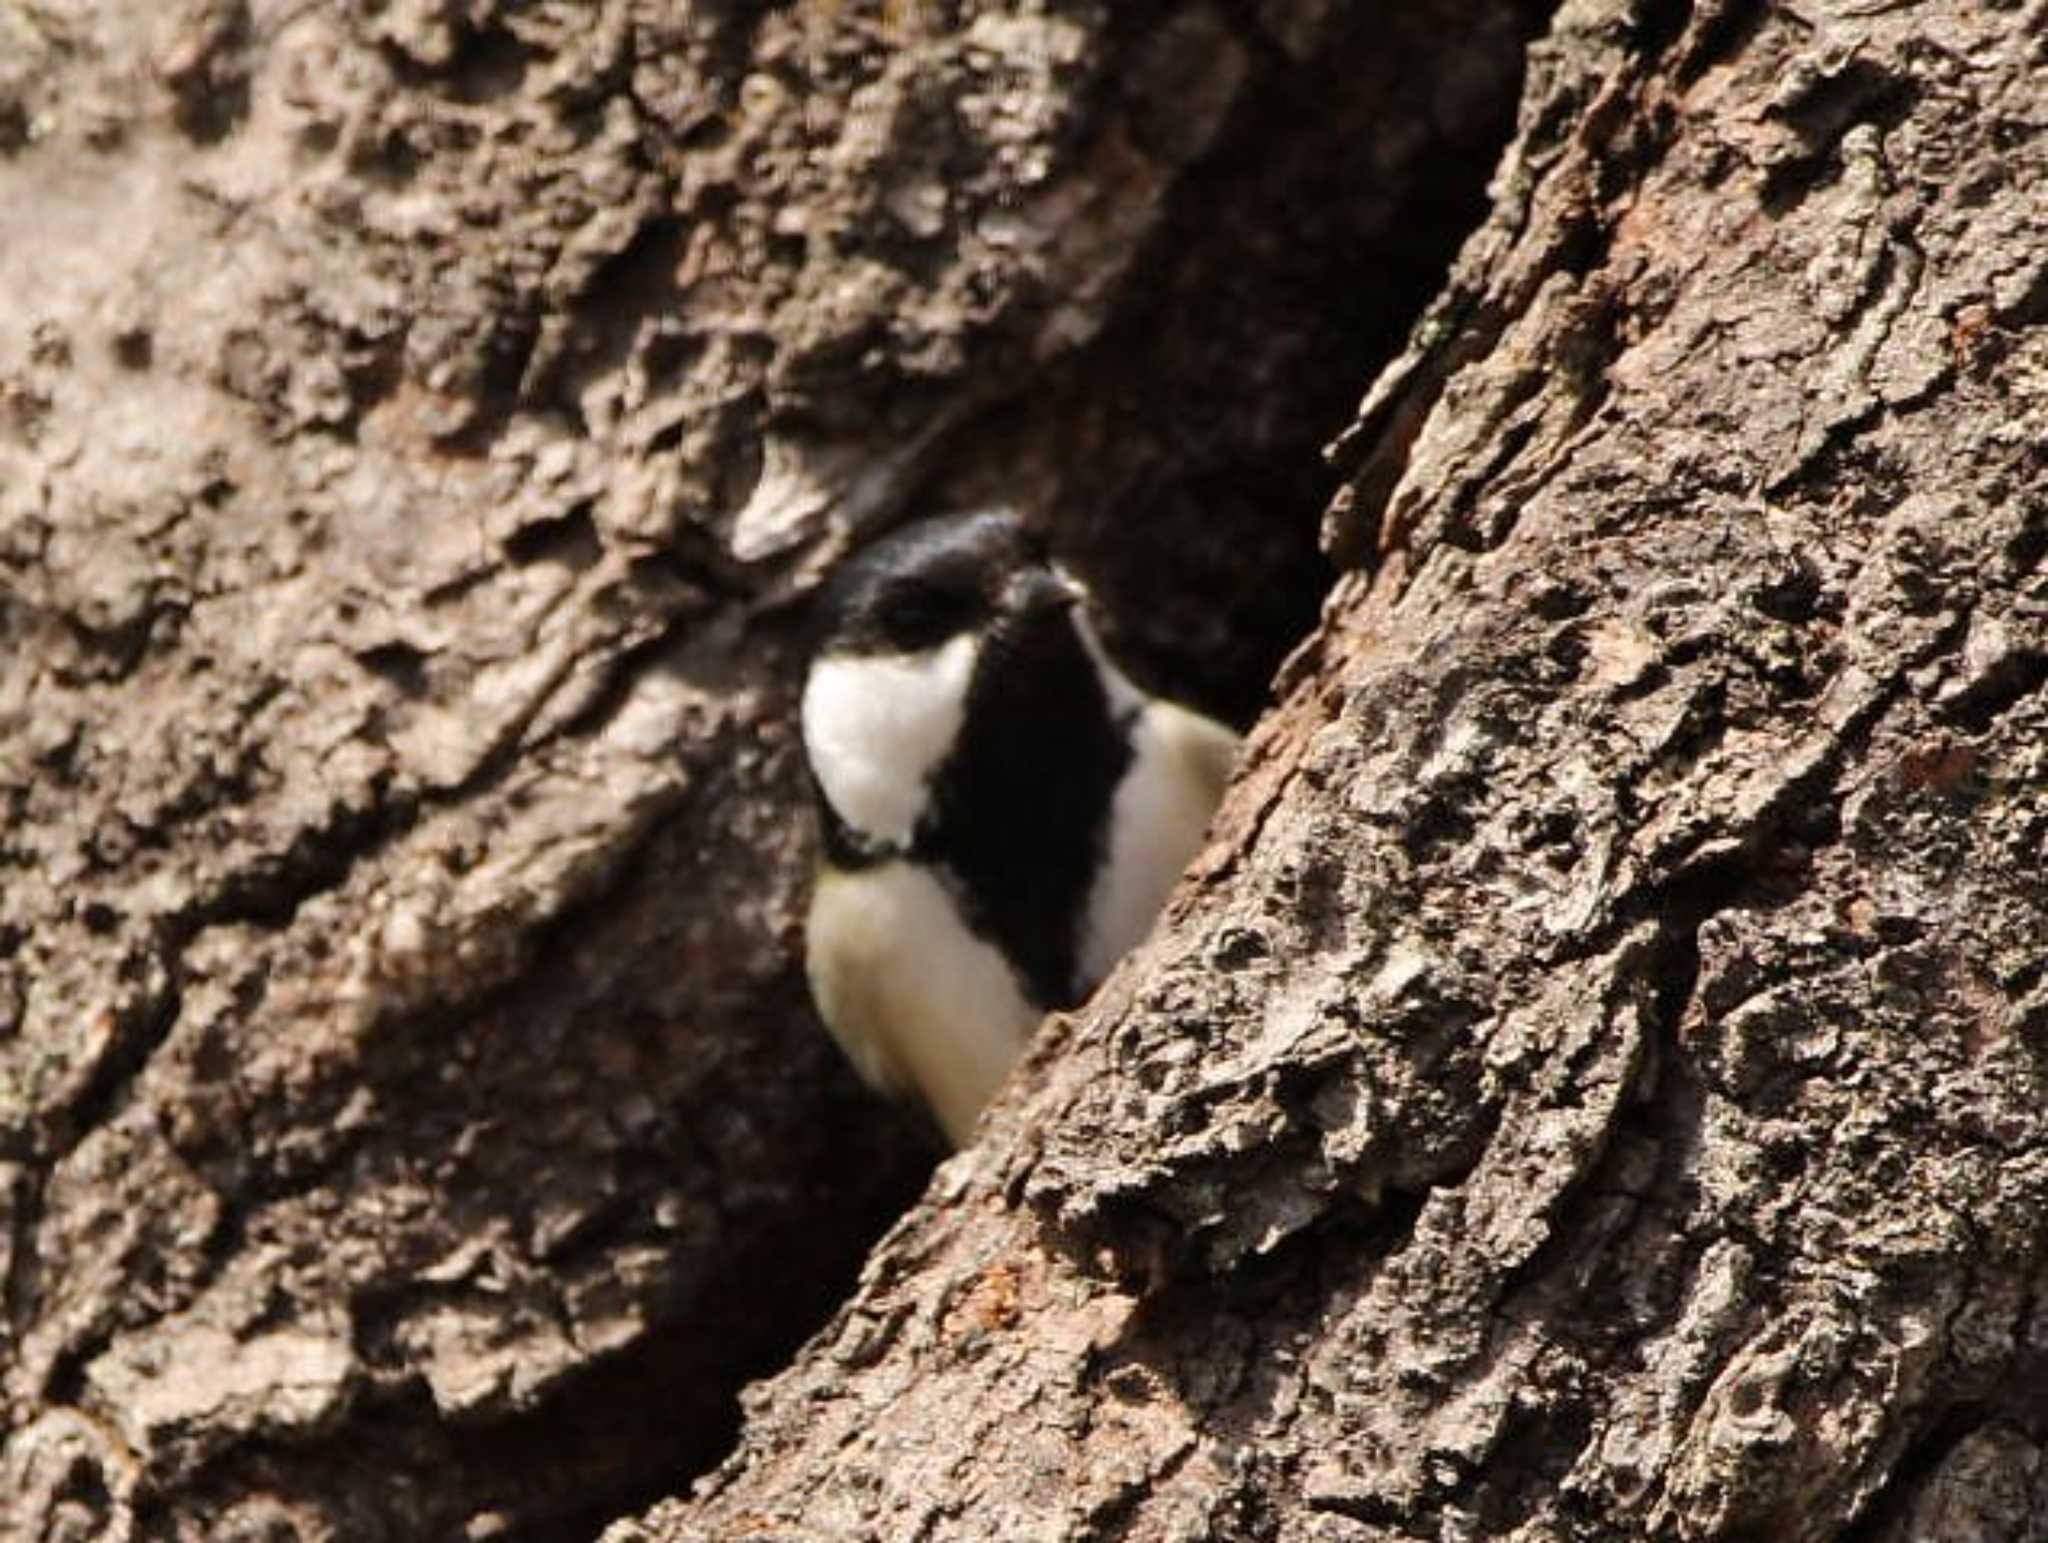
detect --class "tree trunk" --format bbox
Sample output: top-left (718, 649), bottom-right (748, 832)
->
top-left (610, 1), bottom-right (2048, 1540)
top-left (0, 1), bottom-right (1538, 1538)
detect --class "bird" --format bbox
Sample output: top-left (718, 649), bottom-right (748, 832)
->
top-left (800, 509), bottom-right (1240, 1146)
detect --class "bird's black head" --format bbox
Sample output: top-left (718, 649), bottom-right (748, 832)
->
top-left (812, 509), bottom-right (1052, 660)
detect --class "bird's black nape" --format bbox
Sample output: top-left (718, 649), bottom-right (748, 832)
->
top-left (811, 510), bottom-right (1047, 660)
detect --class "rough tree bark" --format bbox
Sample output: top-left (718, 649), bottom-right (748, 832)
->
top-left (0, 1), bottom-right (1538, 1538)
top-left (608, 1), bottom-right (2048, 1540)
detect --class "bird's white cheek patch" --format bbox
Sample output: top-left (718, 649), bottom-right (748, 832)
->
top-left (802, 633), bottom-right (980, 846)
top-left (1070, 600), bottom-right (1148, 721)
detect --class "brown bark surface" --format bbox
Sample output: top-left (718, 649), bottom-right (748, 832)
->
top-left (0, 1), bottom-right (1535, 1537)
top-left (611, 1), bottom-right (2048, 1539)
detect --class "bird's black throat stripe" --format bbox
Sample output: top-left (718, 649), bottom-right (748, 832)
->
top-left (813, 598), bottom-right (1135, 1012)
top-left (924, 601), bottom-right (1134, 1009)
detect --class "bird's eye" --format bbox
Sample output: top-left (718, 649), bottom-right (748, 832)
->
top-left (876, 583), bottom-right (970, 650)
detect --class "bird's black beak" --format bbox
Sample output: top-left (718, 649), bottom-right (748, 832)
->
top-left (1002, 566), bottom-right (1081, 619)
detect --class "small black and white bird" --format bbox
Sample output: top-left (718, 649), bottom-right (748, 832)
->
top-left (800, 509), bottom-right (1239, 1146)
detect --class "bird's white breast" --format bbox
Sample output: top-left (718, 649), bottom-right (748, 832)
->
top-left (801, 632), bottom-right (980, 847)
top-left (806, 860), bottom-right (1041, 1145)
top-left (1078, 700), bottom-right (1239, 988)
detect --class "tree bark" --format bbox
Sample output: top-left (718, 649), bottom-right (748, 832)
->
top-left (0, 1), bottom-right (1535, 1538)
top-left (610, 1), bottom-right (2048, 1539)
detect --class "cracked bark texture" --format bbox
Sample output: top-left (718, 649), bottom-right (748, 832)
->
top-left (612, 1), bottom-right (2048, 1540)
top-left (0, 0), bottom-right (1537, 1538)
